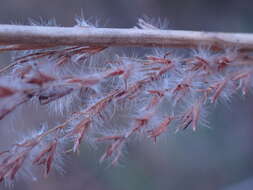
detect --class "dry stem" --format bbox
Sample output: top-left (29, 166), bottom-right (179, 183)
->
top-left (0, 24), bottom-right (253, 51)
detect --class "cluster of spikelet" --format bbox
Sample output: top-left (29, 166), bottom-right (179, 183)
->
top-left (0, 17), bottom-right (253, 185)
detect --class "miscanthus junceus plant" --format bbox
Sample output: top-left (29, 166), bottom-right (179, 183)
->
top-left (0, 16), bottom-right (253, 185)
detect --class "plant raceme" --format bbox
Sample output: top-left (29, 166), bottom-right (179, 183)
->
top-left (0, 17), bottom-right (253, 185)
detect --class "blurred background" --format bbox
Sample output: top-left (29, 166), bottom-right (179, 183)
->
top-left (1, 0), bottom-right (253, 189)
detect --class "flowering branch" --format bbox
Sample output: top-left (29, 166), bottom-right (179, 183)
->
top-left (1, 24), bottom-right (253, 51)
top-left (1, 17), bottom-right (253, 185)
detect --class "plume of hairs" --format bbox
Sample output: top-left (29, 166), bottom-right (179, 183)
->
top-left (0, 16), bottom-right (253, 185)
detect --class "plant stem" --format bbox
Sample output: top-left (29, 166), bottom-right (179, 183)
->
top-left (0, 24), bottom-right (253, 51)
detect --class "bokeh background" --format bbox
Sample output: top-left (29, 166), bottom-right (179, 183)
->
top-left (1, 0), bottom-right (253, 190)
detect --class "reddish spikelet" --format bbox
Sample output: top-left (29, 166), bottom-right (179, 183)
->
top-left (171, 82), bottom-right (191, 104)
top-left (56, 46), bottom-right (106, 65)
top-left (186, 56), bottom-right (211, 72)
top-left (14, 138), bottom-right (40, 149)
top-left (123, 82), bottom-right (144, 99)
top-left (0, 153), bottom-right (27, 181)
top-left (191, 103), bottom-right (201, 131)
top-left (13, 46), bottom-right (106, 66)
top-left (134, 111), bottom-right (155, 132)
top-left (216, 56), bottom-right (230, 71)
top-left (158, 64), bottom-right (174, 75)
top-left (148, 116), bottom-right (173, 142)
top-left (210, 80), bottom-right (227, 103)
top-left (67, 118), bottom-right (91, 153)
top-left (14, 51), bottom-right (57, 64)
top-left (0, 138), bottom-right (39, 182)
top-left (177, 101), bottom-right (202, 131)
top-left (96, 135), bottom-right (123, 142)
top-left (231, 71), bottom-right (252, 95)
top-left (0, 93), bottom-right (31, 120)
top-left (146, 90), bottom-right (165, 110)
top-left (24, 71), bottom-right (55, 86)
top-left (146, 56), bottom-right (172, 65)
top-left (0, 86), bottom-right (16, 98)
top-left (180, 110), bottom-right (193, 130)
top-left (232, 71), bottom-right (251, 81)
top-left (0, 151), bottom-right (9, 157)
top-left (85, 90), bottom-right (118, 116)
top-left (99, 137), bottom-right (124, 163)
top-left (97, 135), bottom-right (126, 164)
top-left (148, 90), bottom-right (166, 97)
top-left (66, 77), bottom-right (100, 87)
top-left (38, 86), bottom-right (73, 105)
top-left (33, 140), bottom-right (57, 177)
top-left (104, 69), bottom-right (125, 78)
top-left (14, 65), bottom-right (32, 78)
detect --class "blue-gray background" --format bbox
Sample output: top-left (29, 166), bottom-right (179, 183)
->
top-left (1, 0), bottom-right (253, 190)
